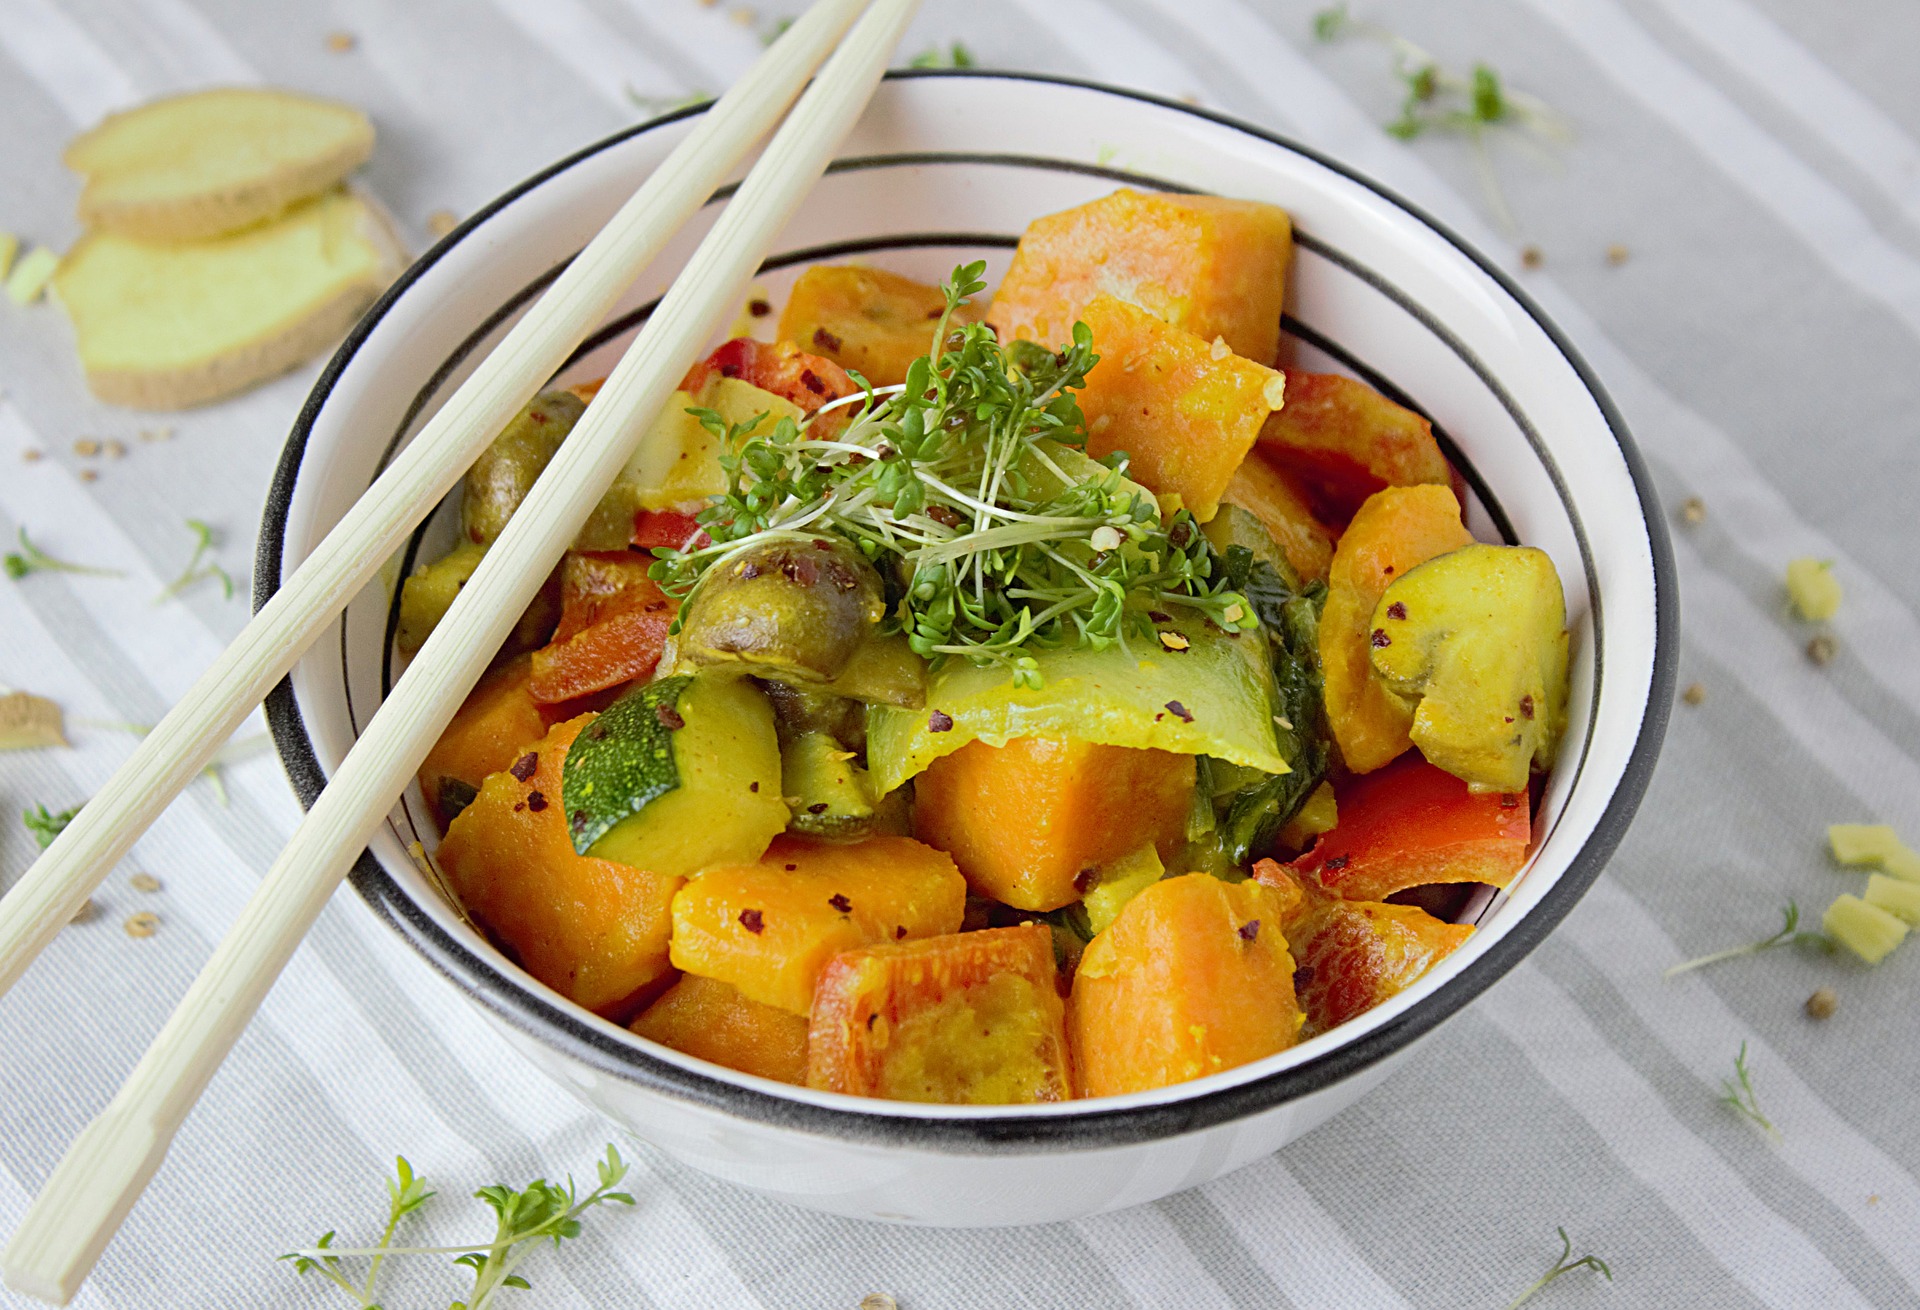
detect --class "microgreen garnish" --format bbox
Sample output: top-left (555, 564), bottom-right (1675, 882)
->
top-left (908, 41), bottom-right (975, 69)
top-left (650, 263), bottom-right (1255, 689)
top-left (624, 87), bottom-right (711, 118)
top-left (1504, 1227), bottom-right (1613, 1309)
top-left (157, 518), bottom-right (233, 601)
top-left (4, 527), bottom-right (124, 581)
top-left (23, 802), bottom-right (80, 849)
top-left (1664, 900), bottom-right (1833, 978)
top-left (1310, 4), bottom-right (1569, 234)
top-left (282, 1145), bottom-right (634, 1310)
top-left (1719, 1042), bottom-right (1780, 1142)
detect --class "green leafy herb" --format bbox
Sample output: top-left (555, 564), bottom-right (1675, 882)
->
top-left (1719, 1041), bottom-right (1780, 1142)
top-left (157, 518), bottom-right (233, 601)
top-left (23, 802), bottom-right (80, 849)
top-left (4, 527), bottom-right (123, 581)
top-left (282, 1146), bottom-right (633, 1310)
top-left (1664, 900), bottom-right (1832, 978)
top-left (907, 41), bottom-right (975, 69)
top-left (1504, 1227), bottom-right (1613, 1309)
top-left (650, 263), bottom-right (1256, 689)
top-left (1310, 4), bottom-right (1569, 234)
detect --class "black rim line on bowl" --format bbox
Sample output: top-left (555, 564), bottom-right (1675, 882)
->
top-left (257, 70), bottom-right (1676, 1153)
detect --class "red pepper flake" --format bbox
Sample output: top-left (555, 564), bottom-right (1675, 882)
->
top-left (740, 561), bottom-right (762, 580)
top-left (719, 362), bottom-right (741, 378)
top-left (1164, 700), bottom-right (1193, 723)
top-left (747, 298), bottom-right (772, 317)
top-left (1073, 867), bottom-right (1099, 895)
top-left (1324, 854), bottom-right (1350, 871)
top-left (513, 801), bottom-right (526, 813)
top-left (1386, 601), bottom-right (1407, 621)
top-left (785, 863), bottom-right (798, 871)
top-left (928, 709), bottom-right (954, 733)
top-left (812, 327), bottom-right (843, 353)
top-left (1370, 628), bottom-right (1391, 648)
top-left (509, 752), bottom-right (539, 782)
top-left (656, 703), bottom-right (686, 731)
top-left (829, 893), bottom-right (852, 913)
top-left (1238, 919), bottom-right (1261, 942)
top-left (1384, 565), bottom-right (1395, 575)
top-left (739, 908), bottom-right (765, 934)
top-left (526, 791), bottom-right (548, 812)
top-left (894, 925), bottom-right (908, 939)
top-left (800, 369), bottom-right (827, 395)
top-left (1500, 794), bottom-right (1521, 809)
top-left (1148, 610), bottom-right (1172, 624)
top-left (1292, 965), bottom-right (1316, 992)
top-left (808, 802), bottom-right (829, 815)
top-left (927, 505), bottom-right (962, 529)
top-left (750, 781), bottom-right (760, 792)
top-left (1519, 694), bottom-right (1535, 720)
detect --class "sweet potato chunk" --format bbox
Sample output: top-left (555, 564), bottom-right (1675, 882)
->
top-left (1285, 753), bottom-right (1530, 903)
top-left (912, 735), bottom-right (1194, 912)
top-left (437, 716), bottom-right (681, 1015)
top-left (528, 550), bottom-right (677, 704)
top-left (1320, 485), bottom-right (1473, 772)
top-left (418, 654), bottom-right (556, 827)
top-left (988, 189), bottom-right (1293, 363)
top-left (1071, 873), bottom-right (1302, 1097)
top-left (807, 923), bottom-right (1071, 1103)
top-left (1256, 370), bottom-right (1454, 525)
top-left (631, 973), bottom-right (810, 1085)
top-left (1077, 296), bottom-right (1285, 522)
top-left (1252, 858), bottom-right (1472, 1036)
top-left (777, 265), bottom-right (982, 387)
top-left (1219, 451), bottom-right (1335, 583)
top-left (669, 834), bottom-right (966, 1014)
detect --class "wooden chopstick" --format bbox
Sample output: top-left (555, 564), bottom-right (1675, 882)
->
top-left (0, 0), bottom-right (875, 1006)
top-left (0, 0), bottom-right (921, 1301)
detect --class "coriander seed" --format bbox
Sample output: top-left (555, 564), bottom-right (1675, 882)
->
top-left (123, 910), bottom-right (159, 938)
top-left (130, 872), bottom-right (162, 893)
top-left (1807, 634), bottom-right (1837, 666)
top-left (1805, 987), bottom-right (1837, 1020)
top-left (73, 438), bottom-right (101, 457)
top-left (1521, 245), bottom-right (1543, 269)
top-left (1680, 496), bottom-right (1706, 525)
top-left (426, 209), bottom-right (459, 238)
top-left (326, 30), bottom-right (357, 52)
top-left (105, 439), bottom-right (126, 459)
top-left (860, 1296), bottom-right (899, 1310)
top-left (1681, 682), bottom-right (1706, 706)
top-left (22, 448), bottom-right (41, 462)
top-left (1605, 243), bottom-right (1630, 265)
top-left (79, 468), bottom-right (99, 483)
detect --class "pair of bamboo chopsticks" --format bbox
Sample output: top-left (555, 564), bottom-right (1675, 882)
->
top-left (1, 0), bottom-right (921, 1299)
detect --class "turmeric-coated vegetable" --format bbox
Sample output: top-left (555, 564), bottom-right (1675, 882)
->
top-left (1218, 451), bottom-right (1335, 583)
top-left (436, 716), bottom-right (681, 1015)
top-left (417, 654), bottom-right (555, 826)
top-left (807, 923), bottom-right (1071, 1103)
top-left (1255, 370), bottom-right (1455, 525)
top-left (913, 736), bottom-right (1194, 911)
top-left (669, 834), bottom-right (966, 1014)
top-left (777, 264), bottom-right (982, 386)
top-left (631, 973), bottom-right (810, 1085)
top-left (1070, 873), bottom-right (1302, 1097)
top-left (1319, 485), bottom-right (1473, 772)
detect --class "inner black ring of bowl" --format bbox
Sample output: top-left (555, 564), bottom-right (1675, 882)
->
top-left (258, 69), bottom-right (1677, 1153)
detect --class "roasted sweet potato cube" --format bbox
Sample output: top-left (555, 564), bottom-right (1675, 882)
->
top-left (912, 735), bottom-right (1195, 912)
top-left (1284, 754), bottom-right (1530, 903)
top-left (1253, 859), bottom-right (1472, 1036)
top-left (987, 188), bottom-right (1293, 363)
top-left (1070, 873), bottom-right (1302, 1097)
top-left (669, 835), bottom-right (966, 1014)
top-left (1219, 450), bottom-right (1335, 583)
top-left (806, 923), bottom-right (1071, 1103)
top-left (631, 973), bottom-right (810, 1085)
top-left (528, 550), bottom-right (677, 704)
top-left (1256, 370), bottom-right (1454, 525)
top-left (1319, 485), bottom-right (1474, 772)
top-left (1077, 296), bottom-right (1285, 522)
top-left (436, 716), bottom-right (681, 1015)
top-left (777, 264), bottom-right (982, 387)
top-left (418, 654), bottom-right (557, 827)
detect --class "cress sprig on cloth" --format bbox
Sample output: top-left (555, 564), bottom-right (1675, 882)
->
top-left (649, 262), bottom-right (1256, 689)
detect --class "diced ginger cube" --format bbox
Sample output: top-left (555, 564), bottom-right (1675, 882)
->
top-left (1829, 823), bottom-right (1901, 865)
top-left (1864, 873), bottom-right (1920, 927)
top-left (987, 188), bottom-right (1293, 363)
top-left (1786, 558), bottom-right (1841, 622)
top-left (1823, 893), bottom-right (1908, 964)
top-left (669, 834), bottom-right (966, 1014)
top-left (630, 973), bottom-right (810, 1085)
top-left (807, 923), bottom-right (1071, 1103)
top-left (1881, 845), bottom-right (1920, 883)
top-left (1076, 295), bottom-right (1284, 522)
top-left (776, 264), bottom-right (980, 387)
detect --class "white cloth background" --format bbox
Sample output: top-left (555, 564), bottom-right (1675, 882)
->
top-left (2, 1), bottom-right (1917, 1306)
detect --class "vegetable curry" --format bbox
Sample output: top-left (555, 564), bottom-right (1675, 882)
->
top-left (405, 187), bottom-right (1572, 1105)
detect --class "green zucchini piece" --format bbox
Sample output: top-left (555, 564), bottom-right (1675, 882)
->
top-left (781, 730), bottom-right (878, 840)
top-left (561, 672), bottom-right (786, 875)
top-left (395, 540), bottom-right (559, 657)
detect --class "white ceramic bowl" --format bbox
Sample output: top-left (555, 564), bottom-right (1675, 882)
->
top-left (260, 71), bottom-right (1676, 1227)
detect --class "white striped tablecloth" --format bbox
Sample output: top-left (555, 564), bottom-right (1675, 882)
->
top-left (2, 1), bottom-right (1916, 1306)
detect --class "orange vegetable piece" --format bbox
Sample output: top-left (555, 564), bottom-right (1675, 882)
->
top-left (1320, 485), bottom-right (1474, 772)
top-left (631, 508), bottom-right (707, 551)
top-left (912, 735), bottom-right (1195, 912)
top-left (777, 264), bottom-right (982, 387)
top-left (417, 654), bottom-right (558, 826)
top-left (670, 834), bottom-right (967, 1015)
top-left (527, 551), bottom-right (677, 704)
top-left (1071, 873), bottom-right (1302, 1097)
top-left (1283, 753), bottom-right (1530, 903)
top-left (987, 188), bottom-right (1294, 363)
top-left (631, 973), bottom-right (811, 1085)
top-left (1220, 450), bottom-right (1335, 583)
top-left (436, 715), bottom-right (681, 1015)
top-left (679, 337), bottom-right (855, 412)
top-left (1077, 296), bottom-right (1285, 522)
top-left (1256, 370), bottom-right (1455, 525)
top-left (1252, 858), bottom-right (1472, 1037)
top-left (806, 923), bottom-right (1071, 1103)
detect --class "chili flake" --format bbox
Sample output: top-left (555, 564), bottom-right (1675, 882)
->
top-left (894, 925), bottom-right (908, 939)
top-left (1164, 700), bottom-right (1193, 723)
top-left (748, 298), bottom-right (772, 317)
top-left (509, 752), bottom-right (539, 782)
top-left (739, 908), bottom-right (765, 934)
top-left (1386, 601), bottom-right (1407, 621)
top-left (1292, 965), bottom-right (1315, 992)
top-left (1238, 919), bottom-right (1260, 942)
top-left (927, 709), bottom-right (954, 733)
top-left (1370, 628), bottom-right (1391, 648)
top-left (1519, 694), bottom-right (1534, 720)
top-left (656, 703), bottom-right (686, 731)
top-left (1324, 855), bottom-right (1350, 871)
top-left (812, 327), bottom-right (843, 353)
top-left (526, 791), bottom-right (549, 812)
top-left (808, 802), bottom-right (829, 815)
top-left (829, 893), bottom-right (852, 913)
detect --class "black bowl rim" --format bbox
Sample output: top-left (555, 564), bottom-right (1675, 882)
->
top-left (257, 68), bottom-right (1677, 1153)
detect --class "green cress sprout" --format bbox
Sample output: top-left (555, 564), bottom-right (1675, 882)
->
top-left (1664, 900), bottom-right (1833, 978)
top-left (157, 518), bottom-right (234, 601)
top-left (648, 262), bottom-right (1257, 690)
top-left (1504, 1227), bottom-right (1613, 1309)
top-left (4, 527), bottom-right (124, 581)
top-left (1719, 1042), bottom-right (1780, 1142)
top-left (23, 802), bottom-right (80, 849)
top-left (908, 41), bottom-right (975, 69)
